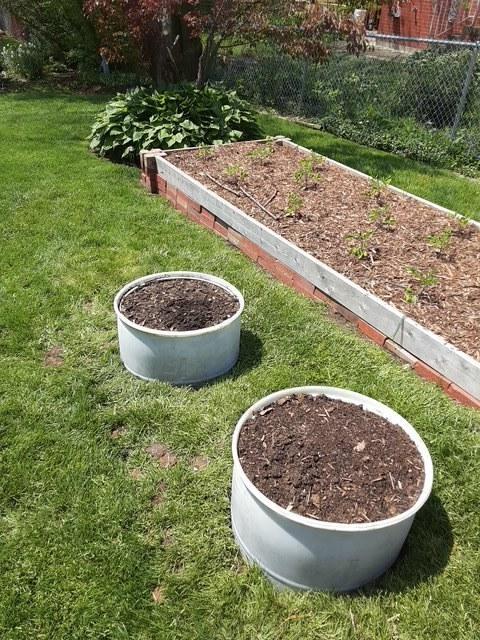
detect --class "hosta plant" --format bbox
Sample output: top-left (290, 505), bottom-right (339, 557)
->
top-left (89, 85), bottom-right (262, 163)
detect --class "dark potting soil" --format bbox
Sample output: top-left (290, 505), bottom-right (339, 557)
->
top-left (237, 394), bottom-right (425, 524)
top-left (119, 278), bottom-right (239, 331)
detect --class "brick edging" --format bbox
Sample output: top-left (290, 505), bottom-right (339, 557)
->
top-left (141, 169), bottom-right (480, 411)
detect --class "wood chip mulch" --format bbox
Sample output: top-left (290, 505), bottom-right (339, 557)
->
top-left (169, 142), bottom-right (480, 361)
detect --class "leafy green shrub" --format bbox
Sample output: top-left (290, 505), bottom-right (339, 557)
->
top-left (399, 49), bottom-right (474, 128)
top-left (89, 85), bottom-right (262, 163)
top-left (0, 40), bottom-right (45, 80)
top-left (318, 114), bottom-right (480, 176)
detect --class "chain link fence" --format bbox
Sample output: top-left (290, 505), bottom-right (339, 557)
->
top-left (214, 34), bottom-right (480, 176)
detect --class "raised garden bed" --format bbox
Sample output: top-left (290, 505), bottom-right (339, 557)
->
top-left (231, 386), bottom-right (433, 592)
top-left (140, 140), bottom-right (480, 407)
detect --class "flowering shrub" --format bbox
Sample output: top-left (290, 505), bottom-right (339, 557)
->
top-left (0, 40), bottom-right (45, 80)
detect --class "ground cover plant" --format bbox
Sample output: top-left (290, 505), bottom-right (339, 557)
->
top-left (0, 89), bottom-right (479, 640)
top-left (168, 140), bottom-right (480, 360)
top-left (89, 85), bottom-right (261, 163)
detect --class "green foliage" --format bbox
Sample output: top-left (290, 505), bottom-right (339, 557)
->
top-left (366, 176), bottom-right (392, 200)
top-left (0, 40), bottom-right (45, 80)
top-left (318, 115), bottom-right (480, 177)
top-left (196, 146), bottom-right (217, 160)
top-left (402, 49), bottom-right (473, 128)
top-left (368, 206), bottom-right (396, 231)
top-left (285, 192), bottom-right (303, 216)
top-left (1, 0), bottom-right (99, 71)
top-left (218, 45), bottom-right (480, 177)
top-left (427, 228), bottom-right (453, 253)
top-left (403, 286), bottom-right (418, 305)
top-left (346, 230), bottom-right (374, 260)
top-left (223, 164), bottom-right (249, 183)
top-left (404, 267), bottom-right (439, 303)
top-left (89, 85), bottom-right (262, 163)
top-left (247, 141), bottom-right (274, 163)
top-left (294, 155), bottom-right (324, 189)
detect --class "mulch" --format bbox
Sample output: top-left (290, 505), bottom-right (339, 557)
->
top-left (237, 394), bottom-right (425, 524)
top-left (169, 141), bottom-right (480, 361)
top-left (119, 277), bottom-right (239, 331)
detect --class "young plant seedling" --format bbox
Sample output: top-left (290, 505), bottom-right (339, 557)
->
top-left (404, 266), bottom-right (439, 303)
top-left (368, 206), bottom-right (396, 231)
top-left (285, 192), bottom-right (303, 217)
top-left (426, 228), bottom-right (453, 254)
top-left (247, 141), bottom-right (274, 164)
top-left (196, 146), bottom-right (216, 160)
top-left (346, 230), bottom-right (374, 261)
top-left (403, 286), bottom-right (418, 305)
top-left (454, 215), bottom-right (474, 238)
top-left (294, 156), bottom-right (324, 190)
top-left (223, 164), bottom-right (249, 185)
top-left (366, 176), bottom-right (392, 202)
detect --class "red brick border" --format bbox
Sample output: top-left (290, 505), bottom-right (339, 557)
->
top-left (141, 170), bottom-right (480, 410)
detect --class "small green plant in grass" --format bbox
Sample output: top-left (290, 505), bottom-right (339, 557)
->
top-left (346, 230), bottom-right (374, 260)
top-left (368, 206), bottom-right (396, 231)
top-left (427, 228), bottom-right (453, 253)
top-left (247, 141), bottom-right (274, 163)
top-left (294, 156), bottom-right (324, 190)
top-left (366, 176), bottom-right (392, 200)
top-left (223, 164), bottom-right (248, 184)
top-left (404, 266), bottom-right (439, 303)
top-left (285, 192), bottom-right (303, 217)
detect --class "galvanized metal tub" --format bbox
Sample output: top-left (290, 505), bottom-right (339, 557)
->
top-left (114, 272), bottom-right (244, 384)
top-left (231, 386), bottom-right (433, 592)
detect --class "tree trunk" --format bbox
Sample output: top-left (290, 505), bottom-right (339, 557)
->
top-left (148, 12), bottom-right (202, 89)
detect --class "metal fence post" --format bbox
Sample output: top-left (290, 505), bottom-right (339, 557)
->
top-left (451, 42), bottom-right (479, 140)
top-left (298, 58), bottom-right (309, 114)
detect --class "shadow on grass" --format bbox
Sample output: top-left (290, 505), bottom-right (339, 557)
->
top-left (199, 329), bottom-right (263, 389)
top-left (233, 329), bottom-right (264, 377)
top-left (363, 492), bottom-right (453, 595)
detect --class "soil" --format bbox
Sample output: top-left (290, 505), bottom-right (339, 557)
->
top-left (119, 277), bottom-right (239, 331)
top-left (237, 394), bottom-right (425, 524)
top-left (169, 141), bottom-right (480, 361)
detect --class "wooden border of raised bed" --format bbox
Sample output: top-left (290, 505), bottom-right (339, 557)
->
top-left (139, 139), bottom-right (480, 410)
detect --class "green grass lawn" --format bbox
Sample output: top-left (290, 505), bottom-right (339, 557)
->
top-left (0, 89), bottom-right (479, 640)
top-left (259, 114), bottom-right (480, 221)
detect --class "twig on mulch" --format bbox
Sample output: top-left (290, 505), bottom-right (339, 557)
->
top-left (205, 172), bottom-right (279, 221)
top-left (205, 172), bottom-right (242, 197)
top-left (239, 186), bottom-right (279, 221)
top-left (264, 188), bottom-right (278, 207)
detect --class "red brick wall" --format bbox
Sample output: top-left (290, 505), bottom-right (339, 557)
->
top-left (378, 0), bottom-right (480, 43)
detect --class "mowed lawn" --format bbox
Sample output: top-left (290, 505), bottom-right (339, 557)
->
top-left (0, 89), bottom-right (479, 640)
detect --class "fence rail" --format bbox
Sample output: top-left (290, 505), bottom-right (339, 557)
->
top-left (215, 33), bottom-right (480, 176)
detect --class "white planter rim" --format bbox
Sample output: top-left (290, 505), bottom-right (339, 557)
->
top-left (232, 386), bottom-right (433, 533)
top-left (114, 271), bottom-right (245, 337)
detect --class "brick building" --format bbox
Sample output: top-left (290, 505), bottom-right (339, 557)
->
top-left (377, 0), bottom-right (480, 41)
